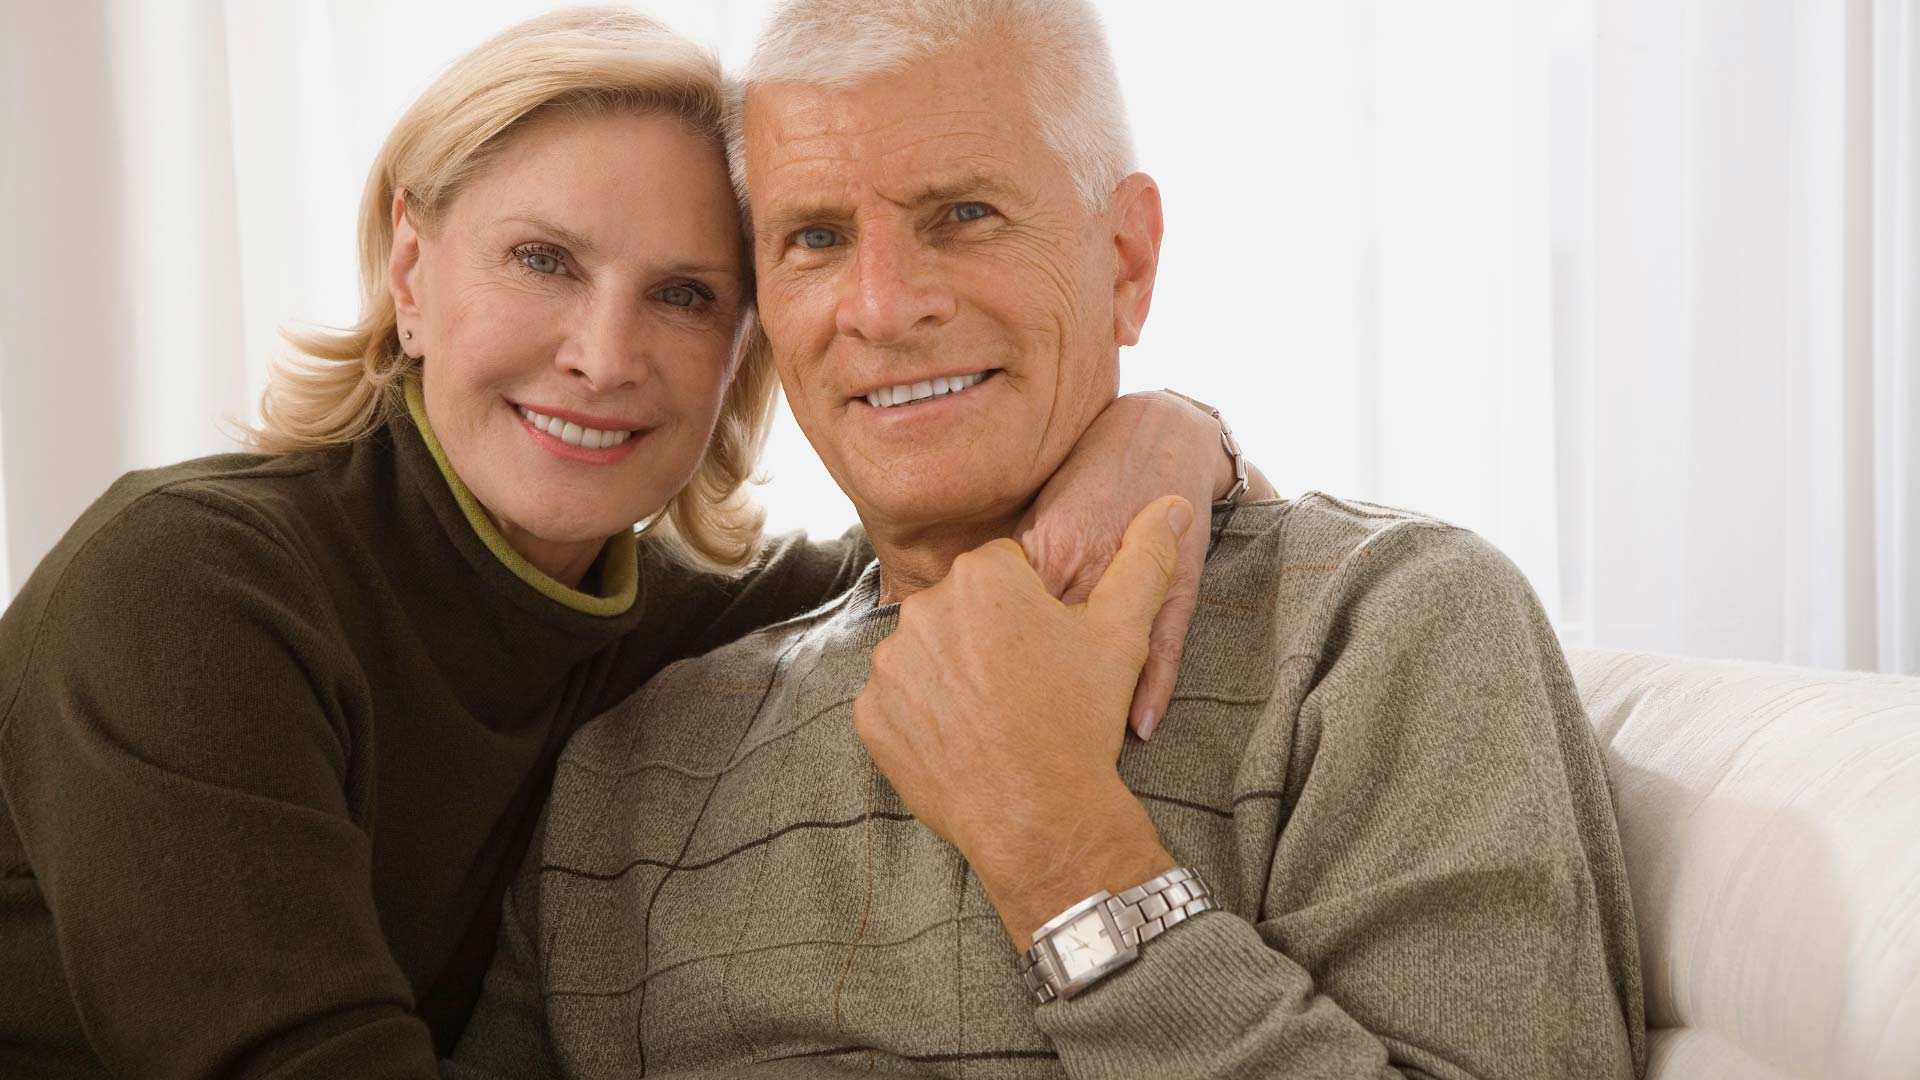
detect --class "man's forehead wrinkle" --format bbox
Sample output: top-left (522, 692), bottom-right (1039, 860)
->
top-left (848, 106), bottom-right (1005, 138)
top-left (778, 113), bottom-right (1008, 166)
top-left (753, 159), bottom-right (856, 238)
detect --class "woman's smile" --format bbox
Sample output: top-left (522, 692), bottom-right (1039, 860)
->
top-left (512, 399), bottom-right (651, 464)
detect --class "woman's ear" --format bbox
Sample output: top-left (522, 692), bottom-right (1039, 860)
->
top-left (1109, 172), bottom-right (1164, 348)
top-left (388, 191), bottom-right (426, 357)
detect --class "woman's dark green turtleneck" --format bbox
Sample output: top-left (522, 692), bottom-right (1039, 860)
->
top-left (0, 392), bottom-right (869, 1079)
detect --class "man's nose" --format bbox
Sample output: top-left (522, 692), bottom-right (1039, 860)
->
top-left (836, 229), bottom-right (957, 343)
top-left (555, 297), bottom-right (654, 393)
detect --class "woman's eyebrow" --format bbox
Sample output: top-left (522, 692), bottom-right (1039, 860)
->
top-left (657, 259), bottom-right (742, 280)
top-left (496, 213), bottom-right (598, 256)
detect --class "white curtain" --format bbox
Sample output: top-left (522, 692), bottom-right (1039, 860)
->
top-left (1565, 0), bottom-right (1917, 673)
top-left (2, 0), bottom-right (1914, 674)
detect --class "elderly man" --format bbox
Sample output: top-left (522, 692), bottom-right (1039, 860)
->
top-left (450, 1), bottom-right (1645, 1077)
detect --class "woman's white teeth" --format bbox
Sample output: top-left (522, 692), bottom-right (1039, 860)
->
top-left (865, 371), bottom-right (988, 409)
top-left (517, 406), bottom-right (632, 449)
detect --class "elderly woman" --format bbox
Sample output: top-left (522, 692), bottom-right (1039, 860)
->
top-left (0, 10), bottom-right (1260, 1079)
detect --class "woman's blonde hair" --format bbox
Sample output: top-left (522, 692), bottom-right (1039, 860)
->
top-left (252, 7), bottom-right (775, 572)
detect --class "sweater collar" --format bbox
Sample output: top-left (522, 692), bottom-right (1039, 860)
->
top-left (357, 382), bottom-right (650, 725)
top-left (402, 378), bottom-right (637, 616)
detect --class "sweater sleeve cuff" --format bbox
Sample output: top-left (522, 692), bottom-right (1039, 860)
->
top-left (1029, 909), bottom-right (1388, 1079)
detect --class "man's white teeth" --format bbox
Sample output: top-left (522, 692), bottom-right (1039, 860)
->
top-left (865, 371), bottom-right (989, 409)
top-left (518, 406), bottom-right (633, 449)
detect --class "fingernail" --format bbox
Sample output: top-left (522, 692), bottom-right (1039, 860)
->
top-left (1138, 709), bottom-right (1159, 741)
top-left (1166, 501), bottom-right (1193, 538)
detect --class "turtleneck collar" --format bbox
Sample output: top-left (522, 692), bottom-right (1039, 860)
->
top-left (336, 381), bottom-right (652, 726)
top-left (402, 377), bottom-right (637, 616)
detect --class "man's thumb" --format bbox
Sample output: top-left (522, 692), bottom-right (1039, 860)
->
top-left (1085, 495), bottom-right (1192, 640)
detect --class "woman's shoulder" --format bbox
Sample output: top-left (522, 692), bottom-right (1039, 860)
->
top-left (1, 445), bottom-right (364, 664)
top-left (44, 446), bottom-right (350, 577)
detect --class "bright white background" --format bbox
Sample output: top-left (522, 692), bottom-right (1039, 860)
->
top-left (1, 0), bottom-right (1915, 674)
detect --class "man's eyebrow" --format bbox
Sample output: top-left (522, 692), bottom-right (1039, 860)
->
top-left (495, 214), bottom-right (598, 256)
top-left (908, 172), bottom-right (1022, 208)
top-left (756, 173), bottom-right (1024, 239)
top-left (756, 200), bottom-right (851, 241)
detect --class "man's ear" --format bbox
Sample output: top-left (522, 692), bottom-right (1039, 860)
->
top-left (388, 191), bottom-right (426, 355)
top-left (1109, 172), bottom-right (1163, 348)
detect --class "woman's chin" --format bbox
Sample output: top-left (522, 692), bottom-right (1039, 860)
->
top-left (492, 495), bottom-right (652, 550)
top-left (525, 508), bottom-right (645, 546)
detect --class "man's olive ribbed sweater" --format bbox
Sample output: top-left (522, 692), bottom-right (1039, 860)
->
top-left (450, 496), bottom-right (1646, 1079)
top-left (0, 405), bottom-right (867, 1079)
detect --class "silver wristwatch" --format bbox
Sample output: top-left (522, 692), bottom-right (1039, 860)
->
top-left (1017, 867), bottom-right (1215, 1004)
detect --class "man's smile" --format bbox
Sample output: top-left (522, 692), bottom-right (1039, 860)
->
top-left (856, 368), bottom-right (1000, 409)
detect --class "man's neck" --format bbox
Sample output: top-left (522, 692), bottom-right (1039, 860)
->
top-left (869, 512), bottom-right (1023, 605)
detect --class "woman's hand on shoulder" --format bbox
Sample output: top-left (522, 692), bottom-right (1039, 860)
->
top-left (1015, 389), bottom-right (1270, 738)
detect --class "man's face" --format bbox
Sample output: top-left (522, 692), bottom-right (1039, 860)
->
top-left (746, 40), bottom-right (1125, 537)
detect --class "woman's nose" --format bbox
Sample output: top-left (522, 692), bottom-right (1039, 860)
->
top-left (555, 298), bottom-right (654, 392)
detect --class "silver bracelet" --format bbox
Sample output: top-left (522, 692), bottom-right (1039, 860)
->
top-left (1207, 407), bottom-right (1249, 512)
top-left (1160, 390), bottom-right (1248, 511)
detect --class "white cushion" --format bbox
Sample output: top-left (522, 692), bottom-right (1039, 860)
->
top-left (1567, 649), bottom-right (1920, 1080)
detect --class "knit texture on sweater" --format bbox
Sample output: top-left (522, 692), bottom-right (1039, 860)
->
top-left (451, 496), bottom-right (1646, 1080)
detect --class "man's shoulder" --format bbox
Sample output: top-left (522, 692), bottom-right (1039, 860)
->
top-left (1217, 487), bottom-right (1465, 543)
top-left (1198, 492), bottom-right (1544, 657)
top-left (1203, 491), bottom-right (1503, 590)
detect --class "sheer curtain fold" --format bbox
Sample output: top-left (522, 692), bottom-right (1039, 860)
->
top-left (1560, 0), bottom-right (1914, 673)
top-left (1875, 0), bottom-right (1920, 673)
top-left (0, 0), bottom-right (1914, 675)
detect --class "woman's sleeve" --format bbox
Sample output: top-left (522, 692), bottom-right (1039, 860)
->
top-left (1031, 530), bottom-right (1643, 1080)
top-left (672, 526), bottom-right (873, 656)
top-left (0, 490), bottom-right (440, 1079)
top-left (441, 813), bottom-right (564, 1080)
top-left (601, 526), bottom-right (873, 709)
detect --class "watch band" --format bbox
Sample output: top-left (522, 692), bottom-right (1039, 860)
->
top-left (1017, 867), bottom-right (1216, 1005)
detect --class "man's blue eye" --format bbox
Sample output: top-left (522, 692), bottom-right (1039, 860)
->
top-left (661, 285), bottom-right (698, 308)
top-left (954, 203), bottom-right (992, 222)
top-left (799, 227), bottom-right (839, 250)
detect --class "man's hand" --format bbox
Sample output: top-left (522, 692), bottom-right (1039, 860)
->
top-left (1017, 390), bottom-right (1269, 739)
top-left (855, 497), bottom-right (1192, 944)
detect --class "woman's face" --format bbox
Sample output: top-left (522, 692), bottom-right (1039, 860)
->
top-left (390, 110), bottom-right (747, 582)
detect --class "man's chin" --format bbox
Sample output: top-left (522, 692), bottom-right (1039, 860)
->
top-left (847, 477), bottom-right (1033, 541)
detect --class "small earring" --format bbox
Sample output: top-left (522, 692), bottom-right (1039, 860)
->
top-left (403, 329), bottom-right (414, 341)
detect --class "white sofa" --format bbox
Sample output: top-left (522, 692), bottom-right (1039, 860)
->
top-left (1568, 649), bottom-right (1920, 1080)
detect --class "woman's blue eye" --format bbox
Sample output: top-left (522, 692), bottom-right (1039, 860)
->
top-left (521, 250), bottom-right (562, 274)
top-left (799, 227), bottom-right (839, 250)
top-left (661, 285), bottom-right (698, 308)
top-left (954, 203), bottom-right (992, 222)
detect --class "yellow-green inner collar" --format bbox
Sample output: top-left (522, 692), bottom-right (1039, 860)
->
top-left (405, 377), bottom-right (638, 616)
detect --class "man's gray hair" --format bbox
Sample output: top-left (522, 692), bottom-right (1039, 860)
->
top-left (737, 0), bottom-right (1136, 212)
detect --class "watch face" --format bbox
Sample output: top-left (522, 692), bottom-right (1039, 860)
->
top-left (1051, 908), bottom-right (1119, 981)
